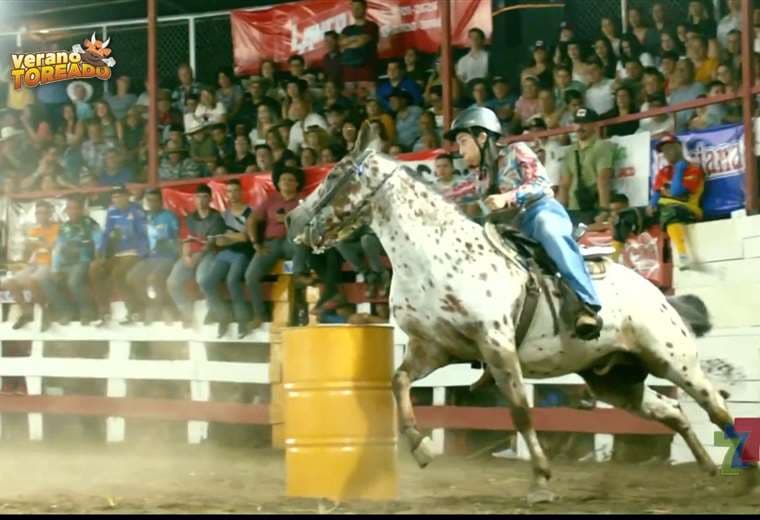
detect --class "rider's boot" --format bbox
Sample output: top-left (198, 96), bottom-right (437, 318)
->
top-left (575, 304), bottom-right (603, 340)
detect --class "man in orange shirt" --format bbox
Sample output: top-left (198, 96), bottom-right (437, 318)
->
top-left (1, 201), bottom-right (59, 329)
top-left (650, 134), bottom-right (705, 270)
top-left (687, 33), bottom-right (718, 86)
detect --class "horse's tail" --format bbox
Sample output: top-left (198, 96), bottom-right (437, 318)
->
top-left (667, 294), bottom-right (712, 338)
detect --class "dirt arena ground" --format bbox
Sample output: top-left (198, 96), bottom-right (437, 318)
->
top-left (0, 440), bottom-right (758, 514)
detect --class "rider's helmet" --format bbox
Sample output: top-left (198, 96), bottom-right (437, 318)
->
top-left (443, 106), bottom-right (502, 142)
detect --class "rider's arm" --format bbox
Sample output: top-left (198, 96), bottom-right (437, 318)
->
top-left (500, 142), bottom-right (553, 206)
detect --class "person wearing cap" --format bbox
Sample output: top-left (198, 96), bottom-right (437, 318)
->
top-left (89, 186), bottom-right (148, 325)
top-left (167, 183), bottom-right (227, 328)
top-left (1, 201), bottom-right (59, 330)
top-left (159, 141), bottom-right (202, 180)
top-left (40, 196), bottom-right (101, 325)
top-left (376, 58), bottom-right (423, 113)
top-left (524, 40), bottom-right (553, 89)
top-left (651, 135), bottom-right (705, 271)
top-left (455, 27), bottom-right (490, 85)
top-left (486, 76), bottom-right (517, 129)
top-left (286, 98), bottom-right (327, 153)
top-left (389, 87), bottom-right (423, 151)
top-left (445, 106), bottom-right (603, 339)
top-left (558, 20), bottom-right (574, 43)
top-left (558, 107), bottom-right (615, 225)
top-left (125, 188), bottom-right (180, 324)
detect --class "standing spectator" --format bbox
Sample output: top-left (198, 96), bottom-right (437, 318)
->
top-left (669, 58), bottom-right (706, 131)
top-left (600, 17), bottom-right (622, 57)
top-left (287, 98), bottom-right (327, 153)
top-left (42, 196), bottom-right (101, 325)
top-left (158, 141), bottom-right (202, 180)
top-left (514, 75), bottom-right (541, 130)
top-left (592, 37), bottom-right (618, 79)
top-left (390, 88), bottom-right (423, 151)
top-left (687, 0), bottom-right (717, 39)
top-left (125, 188), bottom-right (180, 324)
top-left (105, 75), bottom-right (137, 121)
top-left (718, 0), bottom-right (741, 48)
top-left (66, 81), bottom-right (94, 121)
top-left (340, 0), bottom-right (380, 96)
top-left (558, 108), bottom-right (615, 225)
top-left (650, 134), bottom-right (705, 270)
top-left (167, 184), bottom-right (227, 327)
top-left (244, 166), bottom-right (309, 328)
top-left (226, 135), bottom-right (258, 173)
top-left (602, 86), bottom-right (639, 137)
top-left (98, 149), bottom-right (135, 187)
top-left (687, 34), bottom-right (718, 85)
top-left (456, 28), bottom-right (490, 85)
top-left (376, 58), bottom-right (423, 112)
top-left (524, 40), bottom-right (554, 88)
top-left (195, 87), bottom-right (227, 126)
top-left (584, 59), bottom-right (615, 116)
top-left (172, 64), bottom-right (202, 113)
top-left (403, 48), bottom-right (428, 89)
top-left (216, 67), bottom-right (243, 120)
top-left (81, 121), bottom-right (116, 174)
top-left (1, 201), bottom-right (59, 329)
top-left (626, 6), bottom-right (660, 56)
top-left (198, 180), bottom-right (253, 338)
top-left (210, 123), bottom-right (234, 165)
top-left (323, 30), bottom-right (343, 85)
top-left (90, 186), bottom-right (148, 325)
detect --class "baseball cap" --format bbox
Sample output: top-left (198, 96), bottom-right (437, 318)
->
top-left (573, 107), bottom-right (599, 124)
top-left (492, 75), bottom-right (508, 85)
top-left (655, 133), bottom-right (681, 151)
top-left (559, 21), bottom-right (573, 31)
top-left (526, 115), bottom-right (547, 130)
top-left (532, 40), bottom-right (546, 51)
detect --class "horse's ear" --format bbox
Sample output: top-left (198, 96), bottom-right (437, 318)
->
top-left (351, 121), bottom-right (383, 158)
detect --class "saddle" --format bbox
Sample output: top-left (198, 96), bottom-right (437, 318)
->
top-left (483, 220), bottom-right (611, 347)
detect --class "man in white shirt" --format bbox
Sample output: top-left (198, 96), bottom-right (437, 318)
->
top-left (583, 58), bottom-right (614, 115)
top-left (717, 0), bottom-right (741, 48)
top-left (287, 98), bottom-right (327, 153)
top-left (455, 28), bottom-right (489, 85)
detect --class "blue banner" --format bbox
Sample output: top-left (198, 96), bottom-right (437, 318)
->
top-left (651, 124), bottom-right (745, 218)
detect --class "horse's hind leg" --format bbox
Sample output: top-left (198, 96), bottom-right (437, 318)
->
top-left (391, 336), bottom-right (447, 468)
top-left (580, 372), bottom-right (717, 474)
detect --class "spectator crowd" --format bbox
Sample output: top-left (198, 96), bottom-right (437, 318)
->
top-left (0, 0), bottom-right (754, 332)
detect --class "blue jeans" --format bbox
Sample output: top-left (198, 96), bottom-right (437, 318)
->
top-left (244, 238), bottom-right (307, 321)
top-left (519, 198), bottom-right (602, 310)
top-left (197, 249), bottom-right (251, 323)
top-left (167, 253), bottom-right (216, 318)
top-left (40, 262), bottom-right (96, 318)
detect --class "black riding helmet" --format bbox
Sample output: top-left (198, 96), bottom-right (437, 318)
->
top-left (443, 106), bottom-right (502, 142)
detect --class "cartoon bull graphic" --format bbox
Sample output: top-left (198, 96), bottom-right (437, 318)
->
top-left (72, 32), bottom-right (116, 68)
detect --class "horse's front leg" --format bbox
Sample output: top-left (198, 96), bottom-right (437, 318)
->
top-left (479, 325), bottom-right (556, 505)
top-left (391, 336), bottom-right (447, 468)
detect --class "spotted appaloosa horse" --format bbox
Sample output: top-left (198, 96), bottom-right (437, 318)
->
top-left (286, 126), bottom-right (758, 503)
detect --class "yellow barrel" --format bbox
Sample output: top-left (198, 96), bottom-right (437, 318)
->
top-left (282, 324), bottom-right (398, 501)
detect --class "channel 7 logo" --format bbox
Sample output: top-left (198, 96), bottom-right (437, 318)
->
top-left (714, 419), bottom-right (760, 475)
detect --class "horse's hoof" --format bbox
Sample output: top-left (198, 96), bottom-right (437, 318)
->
top-left (412, 437), bottom-right (436, 468)
top-left (526, 487), bottom-right (558, 505)
top-left (737, 466), bottom-right (760, 496)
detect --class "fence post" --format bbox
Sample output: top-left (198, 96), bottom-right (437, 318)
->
top-left (189, 17), bottom-right (197, 76)
top-left (741, 0), bottom-right (758, 214)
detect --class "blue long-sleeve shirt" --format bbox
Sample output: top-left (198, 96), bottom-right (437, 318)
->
top-left (375, 78), bottom-right (423, 111)
top-left (98, 203), bottom-right (149, 258)
top-left (52, 217), bottom-right (102, 272)
top-left (146, 209), bottom-right (180, 259)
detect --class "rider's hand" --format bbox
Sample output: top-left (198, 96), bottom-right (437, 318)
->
top-left (484, 193), bottom-right (513, 211)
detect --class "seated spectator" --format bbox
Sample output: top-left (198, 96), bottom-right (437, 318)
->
top-left (430, 153), bottom-right (478, 208)
top-left (523, 40), bottom-right (554, 88)
top-left (560, 40), bottom-right (588, 84)
top-left (320, 145), bottom-right (339, 165)
top-left (657, 31), bottom-right (684, 63)
top-left (245, 75), bottom-right (281, 115)
top-left (365, 98), bottom-right (395, 143)
top-left (607, 193), bottom-right (651, 262)
top-left (341, 120), bottom-right (359, 151)
top-left (558, 108), bottom-right (615, 225)
top-left (600, 16), bottom-right (622, 57)
top-left (125, 188), bottom-right (180, 324)
top-left (651, 2), bottom-right (674, 38)
top-left (669, 58), bottom-right (706, 131)
top-left (486, 76), bottom-right (517, 130)
top-left (255, 143), bottom-right (275, 172)
top-left (617, 34), bottom-right (655, 78)
top-left (638, 92), bottom-right (675, 137)
top-left (226, 135), bottom-right (257, 173)
top-left (322, 80), bottom-right (353, 112)
top-left (323, 30), bottom-right (343, 85)
top-left (641, 67), bottom-right (666, 107)
top-left (66, 80), bottom-right (95, 121)
top-left (157, 90), bottom-right (182, 143)
top-left (687, 0), bottom-right (717, 40)
top-left (198, 180), bottom-right (253, 337)
top-left (89, 186), bottom-right (148, 325)
top-left (134, 79), bottom-right (151, 115)
top-left (258, 59), bottom-right (281, 100)
top-left (403, 48), bottom-right (428, 89)
top-left (584, 59), bottom-right (615, 116)
top-left (592, 37), bottom-right (617, 79)
top-left (20, 103), bottom-right (53, 149)
top-left (558, 89), bottom-right (585, 131)
top-left (626, 6), bottom-right (660, 56)
top-left (105, 75), bottom-right (137, 121)
top-left (340, 0), bottom-right (380, 95)
top-left (93, 100), bottom-right (120, 143)
top-left (244, 166), bottom-right (309, 328)
top-left (60, 102), bottom-right (85, 147)
top-left (159, 141), bottom-right (202, 180)
top-left (335, 224), bottom-right (390, 299)
top-left (304, 126), bottom-right (331, 153)
top-left (216, 67), bottom-right (243, 120)
top-left (209, 123), bottom-right (234, 165)
top-left (266, 125), bottom-right (289, 162)
top-left (300, 146), bottom-right (318, 167)
top-left (98, 148), bottom-right (135, 187)
top-left (0, 201), bottom-right (59, 329)
top-left (687, 32), bottom-right (719, 87)
top-left (81, 121), bottom-right (117, 175)
top-left (248, 103), bottom-right (280, 146)
top-left (425, 58), bottom-right (461, 107)
top-left (390, 88), bottom-right (423, 151)
top-left (720, 29), bottom-right (741, 73)
top-left (553, 64), bottom-right (586, 108)
top-left (196, 87), bottom-right (227, 126)
top-left (41, 196), bottom-right (101, 325)
top-left (20, 145), bottom-right (72, 191)
top-left (456, 27), bottom-right (489, 85)
top-left (659, 50), bottom-right (681, 94)
top-left (186, 118), bottom-right (218, 169)
top-left (172, 63), bottom-right (202, 113)
top-left (514, 75), bottom-right (541, 130)
top-left (275, 149), bottom-right (299, 169)
top-left (650, 134), bottom-right (705, 270)
top-left (280, 77), bottom-right (309, 120)
top-left (619, 58), bottom-right (645, 101)
top-left (536, 87), bottom-right (562, 129)
top-left (602, 86), bottom-right (639, 137)
top-left (718, 0), bottom-right (741, 48)
top-left (469, 78), bottom-right (490, 108)
top-left (413, 130), bottom-right (440, 152)
top-left (287, 98), bottom-right (327, 153)
top-left (118, 107), bottom-right (145, 167)
top-left (325, 103), bottom-right (349, 145)
top-left (167, 183), bottom-right (227, 327)
top-left (230, 92), bottom-right (256, 134)
top-left (376, 58), bottom-right (423, 112)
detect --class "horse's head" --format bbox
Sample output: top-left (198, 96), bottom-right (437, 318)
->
top-left (287, 122), bottom-right (392, 249)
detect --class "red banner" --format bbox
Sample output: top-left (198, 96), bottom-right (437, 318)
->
top-left (230, 0), bottom-right (492, 75)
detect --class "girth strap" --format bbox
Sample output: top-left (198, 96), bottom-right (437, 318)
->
top-left (515, 259), bottom-right (560, 347)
